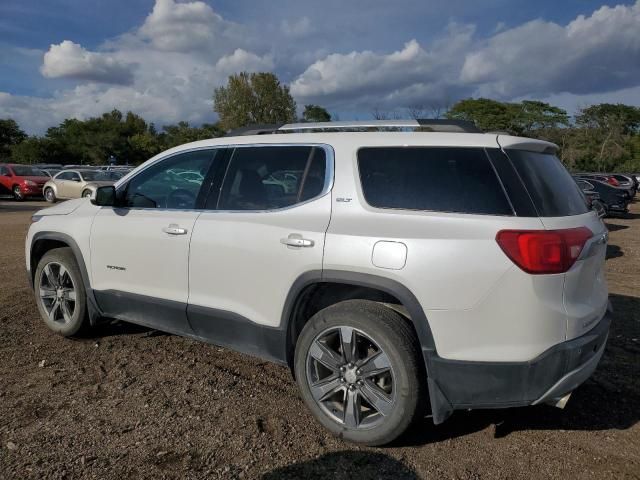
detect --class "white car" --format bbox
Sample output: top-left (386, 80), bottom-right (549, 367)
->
top-left (25, 120), bottom-right (611, 445)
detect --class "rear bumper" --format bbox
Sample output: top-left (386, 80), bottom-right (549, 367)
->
top-left (425, 309), bottom-right (612, 424)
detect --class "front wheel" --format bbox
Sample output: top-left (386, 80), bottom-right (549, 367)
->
top-left (294, 300), bottom-right (425, 446)
top-left (82, 189), bottom-right (92, 198)
top-left (13, 185), bottom-right (24, 201)
top-left (34, 247), bottom-right (89, 336)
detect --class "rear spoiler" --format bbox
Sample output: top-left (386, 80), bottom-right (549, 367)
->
top-left (497, 135), bottom-right (558, 154)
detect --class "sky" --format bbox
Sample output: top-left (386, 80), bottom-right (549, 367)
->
top-left (1, 0), bottom-right (639, 134)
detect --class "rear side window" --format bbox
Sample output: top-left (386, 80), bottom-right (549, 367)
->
top-left (218, 146), bottom-right (327, 210)
top-left (506, 150), bottom-right (588, 217)
top-left (357, 147), bottom-right (512, 215)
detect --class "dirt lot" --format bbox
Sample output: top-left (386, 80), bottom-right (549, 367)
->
top-left (0, 199), bottom-right (638, 479)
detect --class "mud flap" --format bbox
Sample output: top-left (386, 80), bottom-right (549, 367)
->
top-left (428, 377), bottom-right (454, 425)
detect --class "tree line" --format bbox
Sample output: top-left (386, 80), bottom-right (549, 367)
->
top-left (1, 71), bottom-right (639, 173)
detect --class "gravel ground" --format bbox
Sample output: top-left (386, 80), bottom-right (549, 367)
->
top-left (0, 199), bottom-right (638, 479)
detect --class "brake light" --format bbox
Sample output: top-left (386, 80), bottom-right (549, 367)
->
top-left (606, 177), bottom-right (619, 186)
top-left (496, 227), bottom-right (592, 274)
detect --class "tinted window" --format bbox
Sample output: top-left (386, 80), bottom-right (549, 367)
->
top-left (124, 149), bottom-right (218, 209)
top-left (358, 147), bottom-right (512, 215)
top-left (218, 146), bottom-right (326, 210)
top-left (80, 170), bottom-right (110, 181)
top-left (507, 150), bottom-right (589, 217)
top-left (55, 171), bottom-right (77, 181)
top-left (0, 166), bottom-right (8, 175)
top-left (12, 166), bottom-right (45, 176)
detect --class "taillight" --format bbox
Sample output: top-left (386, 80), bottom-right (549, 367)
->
top-left (496, 227), bottom-right (592, 274)
top-left (606, 177), bottom-right (619, 186)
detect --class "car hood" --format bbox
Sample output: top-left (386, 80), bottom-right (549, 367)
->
top-left (35, 198), bottom-right (85, 216)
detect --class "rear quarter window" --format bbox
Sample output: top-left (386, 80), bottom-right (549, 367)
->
top-left (506, 150), bottom-right (589, 217)
top-left (357, 147), bottom-right (513, 215)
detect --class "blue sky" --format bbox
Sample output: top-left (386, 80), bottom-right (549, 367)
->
top-left (1, 0), bottom-right (639, 133)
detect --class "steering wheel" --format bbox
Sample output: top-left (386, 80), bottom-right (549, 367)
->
top-left (166, 188), bottom-right (197, 209)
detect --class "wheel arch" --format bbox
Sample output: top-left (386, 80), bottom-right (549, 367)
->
top-left (282, 270), bottom-right (437, 369)
top-left (30, 231), bottom-right (102, 324)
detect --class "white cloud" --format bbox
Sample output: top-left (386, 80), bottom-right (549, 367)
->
top-left (215, 49), bottom-right (274, 77)
top-left (41, 40), bottom-right (135, 85)
top-left (290, 24), bottom-right (475, 109)
top-left (460, 2), bottom-right (640, 98)
top-left (138, 0), bottom-right (242, 53)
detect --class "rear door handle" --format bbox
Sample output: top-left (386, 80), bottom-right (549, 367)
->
top-left (281, 233), bottom-right (314, 248)
top-left (162, 224), bottom-right (188, 235)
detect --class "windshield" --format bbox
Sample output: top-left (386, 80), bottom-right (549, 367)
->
top-left (12, 166), bottom-right (46, 177)
top-left (80, 170), bottom-right (111, 181)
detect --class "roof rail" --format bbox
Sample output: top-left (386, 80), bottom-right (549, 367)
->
top-left (225, 124), bottom-right (284, 137)
top-left (224, 119), bottom-right (481, 136)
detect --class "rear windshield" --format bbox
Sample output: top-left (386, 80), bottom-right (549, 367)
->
top-left (357, 147), bottom-right (513, 215)
top-left (506, 150), bottom-right (588, 217)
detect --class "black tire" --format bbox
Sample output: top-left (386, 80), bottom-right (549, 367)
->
top-left (294, 299), bottom-right (425, 446)
top-left (34, 247), bottom-right (89, 336)
top-left (82, 189), bottom-right (92, 198)
top-left (13, 185), bottom-right (24, 201)
top-left (44, 187), bottom-right (56, 203)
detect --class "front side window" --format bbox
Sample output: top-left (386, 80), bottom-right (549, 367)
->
top-left (217, 146), bottom-right (327, 210)
top-left (123, 149), bottom-right (218, 209)
top-left (358, 147), bottom-right (513, 215)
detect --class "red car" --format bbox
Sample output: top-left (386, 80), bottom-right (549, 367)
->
top-left (0, 163), bottom-right (50, 201)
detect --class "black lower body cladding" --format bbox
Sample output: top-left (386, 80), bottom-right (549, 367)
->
top-left (425, 311), bottom-right (612, 423)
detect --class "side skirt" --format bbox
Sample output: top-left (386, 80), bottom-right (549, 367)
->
top-left (93, 289), bottom-right (288, 365)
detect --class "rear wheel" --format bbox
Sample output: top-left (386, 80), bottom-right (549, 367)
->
top-left (13, 185), bottom-right (24, 201)
top-left (294, 300), bottom-right (425, 446)
top-left (44, 188), bottom-right (56, 203)
top-left (34, 248), bottom-right (88, 336)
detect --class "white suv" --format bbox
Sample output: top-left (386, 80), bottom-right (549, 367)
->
top-left (26, 120), bottom-right (611, 445)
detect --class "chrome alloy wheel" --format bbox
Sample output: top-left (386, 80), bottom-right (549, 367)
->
top-left (306, 326), bottom-right (396, 429)
top-left (38, 262), bottom-right (76, 324)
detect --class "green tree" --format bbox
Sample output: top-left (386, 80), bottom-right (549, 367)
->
top-left (516, 100), bottom-right (569, 134)
top-left (302, 104), bottom-right (331, 122)
top-left (213, 72), bottom-right (297, 131)
top-left (160, 121), bottom-right (224, 149)
top-left (0, 119), bottom-right (27, 159)
top-left (446, 98), bottom-right (516, 133)
top-left (9, 137), bottom-right (49, 164)
top-left (576, 103), bottom-right (640, 134)
top-left (446, 98), bottom-right (568, 135)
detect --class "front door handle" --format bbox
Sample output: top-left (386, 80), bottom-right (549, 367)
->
top-left (163, 224), bottom-right (188, 235)
top-left (281, 233), bottom-right (314, 248)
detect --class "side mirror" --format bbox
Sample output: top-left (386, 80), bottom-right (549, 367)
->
top-left (3, 172), bottom-right (12, 177)
top-left (92, 185), bottom-right (116, 207)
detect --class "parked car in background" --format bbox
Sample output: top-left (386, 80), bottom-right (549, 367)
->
top-left (43, 169), bottom-right (120, 202)
top-left (573, 176), bottom-right (630, 215)
top-left (577, 173), bottom-right (636, 200)
top-left (609, 174), bottom-right (638, 196)
top-left (574, 179), bottom-right (606, 217)
top-left (0, 163), bottom-right (50, 200)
